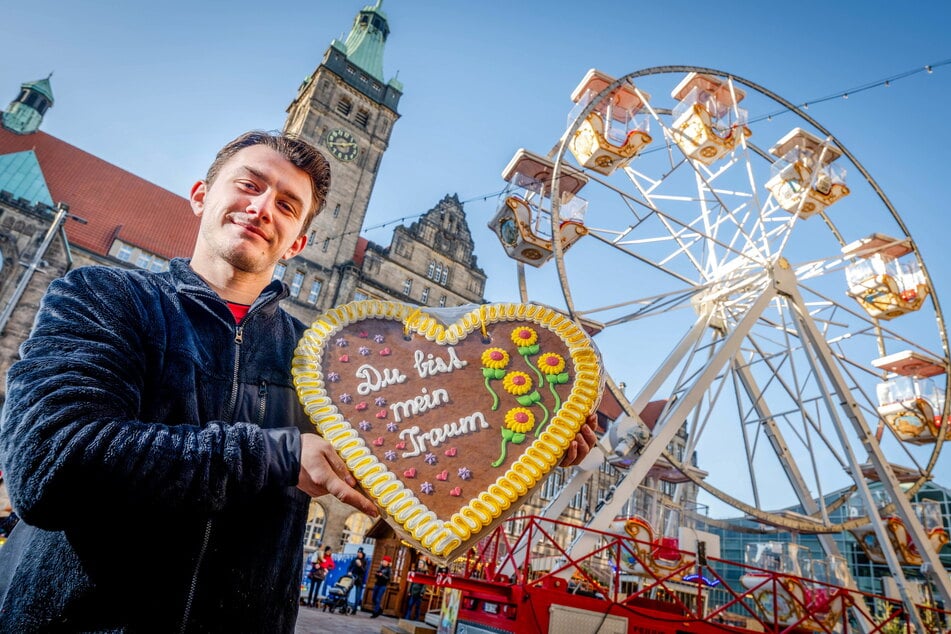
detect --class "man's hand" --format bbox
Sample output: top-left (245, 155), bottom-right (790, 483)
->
top-left (298, 433), bottom-right (378, 517)
top-left (560, 413), bottom-right (599, 468)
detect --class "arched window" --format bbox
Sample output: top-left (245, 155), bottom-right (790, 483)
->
top-left (340, 512), bottom-right (373, 547)
top-left (303, 501), bottom-right (326, 552)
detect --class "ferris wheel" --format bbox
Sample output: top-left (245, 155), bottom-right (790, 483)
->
top-left (487, 65), bottom-right (951, 616)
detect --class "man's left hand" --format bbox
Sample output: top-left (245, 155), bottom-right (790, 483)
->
top-left (559, 413), bottom-right (598, 468)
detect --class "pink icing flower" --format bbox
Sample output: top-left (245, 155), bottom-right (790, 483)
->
top-left (424, 453), bottom-right (437, 465)
top-left (403, 467), bottom-right (417, 478)
top-left (395, 441), bottom-right (406, 450)
top-left (457, 467), bottom-right (472, 480)
top-left (358, 330), bottom-right (369, 338)
top-left (340, 393), bottom-right (352, 404)
top-left (444, 447), bottom-right (457, 457)
top-left (449, 487), bottom-right (462, 497)
top-left (372, 437), bottom-right (384, 447)
top-left (355, 402), bottom-right (368, 411)
top-left (359, 346), bottom-right (371, 356)
top-left (358, 420), bottom-right (371, 431)
top-left (373, 334), bottom-right (385, 343)
top-left (379, 347), bottom-right (392, 356)
top-left (338, 354), bottom-right (350, 363)
top-left (435, 470), bottom-right (449, 481)
top-left (375, 410), bottom-right (387, 419)
top-left (386, 421), bottom-right (398, 432)
top-left (335, 338), bottom-right (348, 347)
top-left (420, 482), bottom-right (434, 495)
top-left (384, 450), bottom-right (396, 461)
top-left (374, 396), bottom-right (386, 407)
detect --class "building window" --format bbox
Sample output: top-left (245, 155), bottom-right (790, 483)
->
top-left (333, 203), bottom-right (340, 218)
top-left (353, 291), bottom-right (368, 301)
top-left (322, 238), bottom-right (330, 252)
top-left (136, 253), bottom-right (151, 269)
top-left (273, 263), bottom-right (286, 281)
top-left (336, 97), bottom-right (352, 117)
top-left (340, 512), bottom-right (373, 547)
top-left (427, 260), bottom-right (435, 279)
top-left (290, 271), bottom-right (304, 297)
top-left (441, 266), bottom-right (449, 285)
top-left (355, 109), bottom-right (370, 128)
top-left (307, 279), bottom-right (322, 305)
top-left (403, 278), bottom-right (413, 295)
top-left (148, 259), bottom-right (166, 273)
top-left (421, 287), bottom-right (430, 303)
top-left (439, 295), bottom-right (447, 307)
top-left (116, 244), bottom-right (133, 262)
top-left (303, 501), bottom-right (326, 552)
top-left (309, 230), bottom-right (317, 244)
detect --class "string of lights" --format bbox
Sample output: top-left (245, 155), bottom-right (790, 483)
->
top-left (343, 58), bottom-right (947, 245)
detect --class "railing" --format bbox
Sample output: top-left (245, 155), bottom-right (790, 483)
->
top-left (414, 515), bottom-right (950, 634)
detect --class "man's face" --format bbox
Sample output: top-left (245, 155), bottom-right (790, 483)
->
top-left (190, 144), bottom-right (314, 274)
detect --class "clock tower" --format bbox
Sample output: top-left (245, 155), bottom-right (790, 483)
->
top-left (282, 0), bottom-right (402, 318)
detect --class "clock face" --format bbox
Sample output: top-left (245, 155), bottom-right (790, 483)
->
top-left (326, 128), bottom-right (359, 162)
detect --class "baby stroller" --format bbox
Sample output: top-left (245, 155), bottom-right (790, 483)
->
top-left (321, 574), bottom-right (355, 614)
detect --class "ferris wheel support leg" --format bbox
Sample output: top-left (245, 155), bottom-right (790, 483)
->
top-left (733, 359), bottom-right (874, 633)
top-left (562, 287), bottom-right (779, 568)
top-left (784, 276), bottom-right (951, 631)
top-left (601, 313), bottom-right (715, 466)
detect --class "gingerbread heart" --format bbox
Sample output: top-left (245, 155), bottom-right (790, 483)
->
top-left (292, 301), bottom-right (602, 563)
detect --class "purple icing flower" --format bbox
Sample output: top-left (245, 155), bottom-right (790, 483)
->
top-left (327, 372), bottom-right (340, 383)
top-left (340, 393), bottom-right (352, 404)
top-left (358, 420), bottom-right (371, 431)
top-left (359, 346), bottom-right (371, 356)
top-left (420, 482), bottom-right (434, 495)
top-left (424, 453), bottom-right (437, 465)
top-left (373, 334), bottom-right (385, 343)
top-left (457, 467), bottom-right (472, 480)
top-left (374, 396), bottom-right (386, 407)
top-left (384, 450), bottom-right (396, 461)
top-left (335, 337), bottom-right (348, 347)
top-left (386, 421), bottom-right (398, 432)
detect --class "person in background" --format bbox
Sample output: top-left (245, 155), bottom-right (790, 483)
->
top-left (317, 545), bottom-right (335, 599)
top-left (347, 547), bottom-right (368, 613)
top-left (0, 130), bottom-right (378, 633)
top-left (305, 555), bottom-right (325, 607)
top-left (404, 558), bottom-right (430, 621)
top-left (369, 554), bottom-right (392, 618)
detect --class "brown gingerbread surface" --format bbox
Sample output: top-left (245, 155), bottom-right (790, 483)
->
top-left (320, 318), bottom-right (575, 521)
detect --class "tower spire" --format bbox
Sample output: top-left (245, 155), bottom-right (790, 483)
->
top-left (336, 1), bottom-right (390, 82)
top-left (2, 76), bottom-right (54, 135)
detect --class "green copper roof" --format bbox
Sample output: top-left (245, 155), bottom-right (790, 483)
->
top-left (0, 150), bottom-right (54, 206)
top-left (338, 0), bottom-right (390, 82)
top-left (23, 76), bottom-right (54, 103)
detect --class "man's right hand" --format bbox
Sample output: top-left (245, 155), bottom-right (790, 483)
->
top-left (297, 433), bottom-right (378, 517)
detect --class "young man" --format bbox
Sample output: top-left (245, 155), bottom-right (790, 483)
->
top-left (0, 131), bottom-right (377, 632)
top-left (369, 554), bottom-right (392, 618)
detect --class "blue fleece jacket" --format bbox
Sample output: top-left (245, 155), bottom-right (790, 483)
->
top-left (0, 258), bottom-right (312, 632)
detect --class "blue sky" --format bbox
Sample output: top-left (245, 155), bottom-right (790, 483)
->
top-left (5, 2), bottom-right (951, 517)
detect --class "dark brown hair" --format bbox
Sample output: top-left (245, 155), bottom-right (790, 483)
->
top-left (205, 130), bottom-right (330, 233)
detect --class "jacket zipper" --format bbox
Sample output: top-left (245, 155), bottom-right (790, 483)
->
top-left (180, 323), bottom-right (245, 633)
top-left (256, 380), bottom-right (268, 426)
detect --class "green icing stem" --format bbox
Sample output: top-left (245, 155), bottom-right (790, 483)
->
top-left (484, 376), bottom-right (500, 410)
